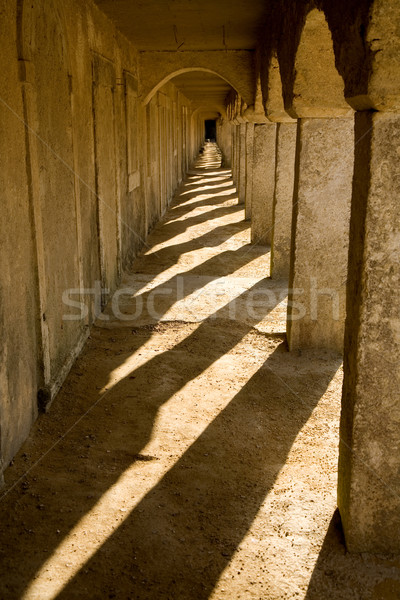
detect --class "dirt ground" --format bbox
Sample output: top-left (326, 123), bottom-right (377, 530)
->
top-left (1, 145), bottom-right (400, 600)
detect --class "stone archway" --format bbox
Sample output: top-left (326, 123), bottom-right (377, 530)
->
top-left (138, 51), bottom-right (255, 106)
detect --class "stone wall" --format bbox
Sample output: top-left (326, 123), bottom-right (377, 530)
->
top-left (0, 0), bottom-right (203, 479)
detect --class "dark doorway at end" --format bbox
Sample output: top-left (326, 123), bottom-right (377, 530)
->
top-left (205, 119), bottom-right (216, 142)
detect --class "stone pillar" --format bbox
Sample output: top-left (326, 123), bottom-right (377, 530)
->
top-left (251, 123), bottom-right (277, 245)
top-left (338, 111), bottom-right (400, 553)
top-left (231, 128), bottom-right (237, 185)
top-left (235, 126), bottom-right (240, 189)
top-left (238, 123), bottom-right (246, 204)
top-left (244, 123), bottom-right (254, 220)
top-left (287, 117), bottom-right (354, 352)
top-left (271, 123), bottom-right (297, 279)
top-left (218, 120), bottom-right (232, 168)
top-left (232, 126), bottom-right (240, 189)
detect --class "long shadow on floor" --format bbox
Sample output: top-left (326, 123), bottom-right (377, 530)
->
top-left (173, 186), bottom-right (237, 205)
top-left (0, 155), bottom-right (278, 598)
top-left (305, 510), bottom-right (400, 599)
top-left (55, 344), bottom-right (341, 599)
top-left (167, 190), bottom-right (239, 215)
top-left (125, 239), bottom-right (263, 296)
top-left (0, 277), bottom-right (279, 599)
top-left (154, 203), bottom-right (241, 240)
top-left (138, 218), bottom-right (248, 270)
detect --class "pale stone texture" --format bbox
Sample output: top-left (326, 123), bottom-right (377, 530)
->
top-left (289, 9), bottom-right (353, 119)
top-left (245, 123), bottom-right (254, 219)
top-left (338, 112), bottom-right (400, 553)
top-left (271, 123), bottom-right (297, 279)
top-left (347, 1), bottom-right (400, 112)
top-left (251, 123), bottom-right (277, 245)
top-left (232, 126), bottom-right (240, 189)
top-left (0, 0), bottom-right (203, 479)
top-left (0, 1), bottom-right (40, 479)
top-left (231, 127), bottom-right (236, 184)
top-left (235, 126), bottom-right (240, 189)
top-left (92, 53), bottom-right (120, 298)
top-left (238, 123), bottom-right (247, 204)
top-left (265, 54), bottom-right (297, 124)
top-left (287, 118), bottom-right (354, 352)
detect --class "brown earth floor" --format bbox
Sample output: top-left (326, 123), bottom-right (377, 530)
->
top-left (1, 144), bottom-right (400, 599)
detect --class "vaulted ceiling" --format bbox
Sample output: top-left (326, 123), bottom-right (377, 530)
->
top-left (94, 0), bottom-right (269, 51)
top-left (169, 71), bottom-right (232, 109)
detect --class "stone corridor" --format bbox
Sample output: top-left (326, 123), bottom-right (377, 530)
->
top-left (1, 145), bottom-right (397, 599)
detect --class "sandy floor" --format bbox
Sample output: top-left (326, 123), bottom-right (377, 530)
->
top-left (1, 144), bottom-right (399, 599)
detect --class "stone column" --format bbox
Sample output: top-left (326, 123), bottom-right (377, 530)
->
top-left (231, 128), bottom-right (237, 185)
top-left (235, 125), bottom-right (240, 190)
top-left (238, 123), bottom-right (247, 204)
top-left (244, 123), bottom-right (254, 220)
top-left (232, 126), bottom-right (240, 189)
top-left (251, 123), bottom-right (277, 245)
top-left (338, 111), bottom-right (400, 553)
top-left (235, 126), bottom-right (240, 189)
top-left (287, 117), bottom-right (354, 352)
top-left (271, 122), bottom-right (297, 279)
top-left (217, 120), bottom-right (232, 168)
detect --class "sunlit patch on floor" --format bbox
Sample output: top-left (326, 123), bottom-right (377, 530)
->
top-left (21, 332), bottom-right (281, 600)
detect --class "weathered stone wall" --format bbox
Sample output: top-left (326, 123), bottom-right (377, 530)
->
top-left (144, 85), bottom-right (196, 226)
top-left (0, 1), bottom-right (40, 478)
top-left (0, 0), bottom-right (202, 479)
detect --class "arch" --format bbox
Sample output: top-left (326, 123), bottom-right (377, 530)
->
top-left (263, 53), bottom-right (295, 123)
top-left (138, 50), bottom-right (255, 107)
top-left (361, 0), bottom-right (400, 111)
top-left (225, 91), bottom-right (248, 125)
top-left (287, 8), bottom-right (352, 118)
top-left (177, 97), bottom-right (227, 120)
top-left (142, 68), bottom-right (237, 106)
top-left (243, 73), bottom-right (269, 123)
top-left (192, 109), bottom-right (221, 120)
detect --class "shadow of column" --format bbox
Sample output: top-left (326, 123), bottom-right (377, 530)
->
top-left (55, 344), bottom-right (341, 599)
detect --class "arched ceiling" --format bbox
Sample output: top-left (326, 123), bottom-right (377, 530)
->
top-left (94, 0), bottom-right (268, 51)
top-left (170, 71), bottom-right (232, 109)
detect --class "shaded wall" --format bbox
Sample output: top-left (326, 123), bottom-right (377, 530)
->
top-left (0, 0), bottom-right (202, 479)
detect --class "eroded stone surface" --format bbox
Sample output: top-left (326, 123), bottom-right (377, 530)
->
top-left (250, 123), bottom-right (277, 246)
top-left (238, 122), bottom-right (247, 204)
top-left (338, 112), bottom-right (400, 553)
top-left (271, 122), bottom-right (297, 279)
top-left (287, 117), bottom-right (354, 352)
top-left (244, 122), bottom-right (254, 220)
